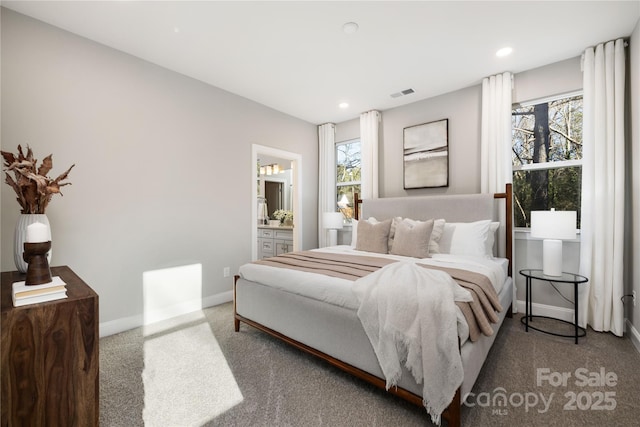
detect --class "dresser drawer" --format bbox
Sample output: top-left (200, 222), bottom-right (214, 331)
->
top-left (259, 228), bottom-right (275, 238)
top-left (274, 229), bottom-right (293, 240)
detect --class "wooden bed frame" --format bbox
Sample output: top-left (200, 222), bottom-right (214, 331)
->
top-left (234, 184), bottom-right (513, 427)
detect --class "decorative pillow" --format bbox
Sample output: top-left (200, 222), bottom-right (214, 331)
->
top-left (438, 220), bottom-right (494, 258)
top-left (355, 219), bottom-right (392, 254)
top-left (429, 219), bottom-right (445, 254)
top-left (350, 219), bottom-right (359, 247)
top-left (387, 216), bottom-right (403, 249)
top-left (390, 219), bottom-right (434, 258)
top-left (485, 222), bottom-right (500, 256)
top-left (396, 218), bottom-right (445, 255)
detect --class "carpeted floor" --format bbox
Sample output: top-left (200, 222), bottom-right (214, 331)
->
top-left (100, 302), bottom-right (640, 426)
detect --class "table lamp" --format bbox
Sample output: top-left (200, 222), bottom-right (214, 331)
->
top-left (323, 212), bottom-right (344, 247)
top-left (530, 209), bottom-right (577, 276)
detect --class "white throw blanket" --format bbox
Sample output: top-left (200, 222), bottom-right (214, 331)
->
top-left (352, 261), bottom-right (473, 425)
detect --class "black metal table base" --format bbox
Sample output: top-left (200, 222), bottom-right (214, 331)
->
top-left (521, 315), bottom-right (586, 342)
top-left (520, 269), bottom-right (589, 345)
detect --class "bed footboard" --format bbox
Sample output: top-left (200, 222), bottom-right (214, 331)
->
top-left (233, 275), bottom-right (465, 427)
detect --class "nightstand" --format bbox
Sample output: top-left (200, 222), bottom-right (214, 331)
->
top-left (1, 266), bottom-right (99, 425)
top-left (519, 269), bottom-right (588, 344)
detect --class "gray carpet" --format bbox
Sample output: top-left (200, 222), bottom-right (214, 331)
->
top-left (100, 303), bottom-right (640, 426)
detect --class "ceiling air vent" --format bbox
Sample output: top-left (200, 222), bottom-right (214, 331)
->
top-left (390, 88), bottom-right (415, 98)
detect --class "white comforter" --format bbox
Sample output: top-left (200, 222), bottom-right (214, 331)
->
top-left (238, 245), bottom-right (507, 344)
top-left (239, 246), bottom-right (505, 309)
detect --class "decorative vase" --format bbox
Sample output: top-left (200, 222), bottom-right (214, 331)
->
top-left (283, 219), bottom-right (293, 227)
top-left (14, 214), bottom-right (52, 273)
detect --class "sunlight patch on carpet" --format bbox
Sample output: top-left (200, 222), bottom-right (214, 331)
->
top-left (142, 311), bottom-right (243, 426)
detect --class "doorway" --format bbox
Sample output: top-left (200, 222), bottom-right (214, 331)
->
top-left (251, 144), bottom-right (302, 260)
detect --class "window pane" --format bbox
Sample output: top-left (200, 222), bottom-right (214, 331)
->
top-left (512, 96), bottom-right (583, 167)
top-left (513, 167), bottom-right (582, 228)
top-left (336, 141), bottom-right (361, 184)
top-left (336, 184), bottom-right (361, 220)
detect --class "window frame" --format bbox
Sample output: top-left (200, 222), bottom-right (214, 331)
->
top-left (335, 138), bottom-right (361, 221)
top-left (511, 90), bottom-right (583, 231)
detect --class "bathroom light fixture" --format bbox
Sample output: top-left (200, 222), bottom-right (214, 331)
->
top-left (339, 102), bottom-right (349, 109)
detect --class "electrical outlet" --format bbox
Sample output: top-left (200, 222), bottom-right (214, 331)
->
top-left (223, 267), bottom-right (230, 278)
top-left (633, 290), bottom-right (637, 307)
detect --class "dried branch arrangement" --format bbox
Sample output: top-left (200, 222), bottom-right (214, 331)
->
top-left (1, 145), bottom-right (75, 214)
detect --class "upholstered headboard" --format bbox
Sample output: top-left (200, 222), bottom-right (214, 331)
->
top-left (357, 185), bottom-right (512, 273)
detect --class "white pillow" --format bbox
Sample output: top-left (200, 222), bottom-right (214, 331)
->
top-left (438, 220), bottom-right (496, 258)
top-left (485, 222), bottom-right (500, 256)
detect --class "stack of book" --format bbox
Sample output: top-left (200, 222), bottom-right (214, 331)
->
top-left (12, 276), bottom-right (68, 307)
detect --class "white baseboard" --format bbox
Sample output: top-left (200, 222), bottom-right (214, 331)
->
top-left (515, 299), bottom-right (575, 322)
top-left (626, 319), bottom-right (640, 354)
top-left (99, 290), bottom-right (233, 338)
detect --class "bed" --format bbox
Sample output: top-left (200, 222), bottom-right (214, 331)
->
top-left (234, 184), bottom-right (513, 426)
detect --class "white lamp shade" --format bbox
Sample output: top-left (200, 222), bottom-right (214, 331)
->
top-left (530, 210), bottom-right (576, 240)
top-left (323, 212), bottom-right (344, 230)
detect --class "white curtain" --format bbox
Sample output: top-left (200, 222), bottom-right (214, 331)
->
top-left (579, 39), bottom-right (626, 336)
top-left (481, 71), bottom-right (514, 309)
top-left (360, 110), bottom-right (380, 200)
top-left (480, 71), bottom-right (513, 193)
top-left (318, 123), bottom-right (336, 247)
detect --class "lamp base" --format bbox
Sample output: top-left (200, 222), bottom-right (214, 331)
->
top-left (327, 229), bottom-right (338, 247)
top-left (542, 239), bottom-right (563, 276)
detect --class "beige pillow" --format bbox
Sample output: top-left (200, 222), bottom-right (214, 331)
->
top-left (428, 219), bottom-right (446, 254)
top-left (390, 219), bottom-right (434, 258)
top-left (388, 216), bottom-right (403, 249)
top-left (356, 219), bottom-right (392, 254)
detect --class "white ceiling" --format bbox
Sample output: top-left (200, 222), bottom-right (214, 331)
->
top-left (3, 1), bottom-right (639, 125)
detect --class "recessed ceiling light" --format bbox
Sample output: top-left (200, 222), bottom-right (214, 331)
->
top-left (173, 27), bottom-right (180, 34)
top-left (496, 47), bottom-right (513, 57)
top-left (342, 22), bottom-right (359, 34)
top-left (338, 102), bottom-right (349, 109)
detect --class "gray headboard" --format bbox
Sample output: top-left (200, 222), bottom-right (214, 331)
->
top-left (359, 186), bottom-right (512, 271)
top-left (362, 193), bottom-right (496, 223)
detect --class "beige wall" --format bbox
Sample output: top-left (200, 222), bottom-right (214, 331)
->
top-left (1, 9), bottom-right (318, 333)
top-left (336, 56), bottom-right (585, 313)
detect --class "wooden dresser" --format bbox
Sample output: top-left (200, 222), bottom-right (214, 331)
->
top-left (1, 266), bottom-right (99, 426)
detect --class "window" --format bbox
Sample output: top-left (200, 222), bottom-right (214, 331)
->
top-left (512, 93), bottom-right (583, 229)
top-left (336, 139), bottom-right (361, 221)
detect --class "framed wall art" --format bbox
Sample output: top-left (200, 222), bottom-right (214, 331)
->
top-left (403, 118), bottom-right (449, 189)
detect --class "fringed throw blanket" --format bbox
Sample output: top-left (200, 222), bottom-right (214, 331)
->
top-left (352, 261), bottom-right (471, 425)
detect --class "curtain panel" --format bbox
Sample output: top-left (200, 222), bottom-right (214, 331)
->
top-left (318, 123), bottom-right (336, 247)
top-left (360, 110), bottom-right (380, 200)
top-left (480, 71), bottom-right (514, 308)
top-left (579, 39), bottom-right (626, 336)
top-left (480, 71), bottom-right (513, 193)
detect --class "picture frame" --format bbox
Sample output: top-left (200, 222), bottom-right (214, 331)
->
top-left (403, 118), bottom-right (449, 189)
